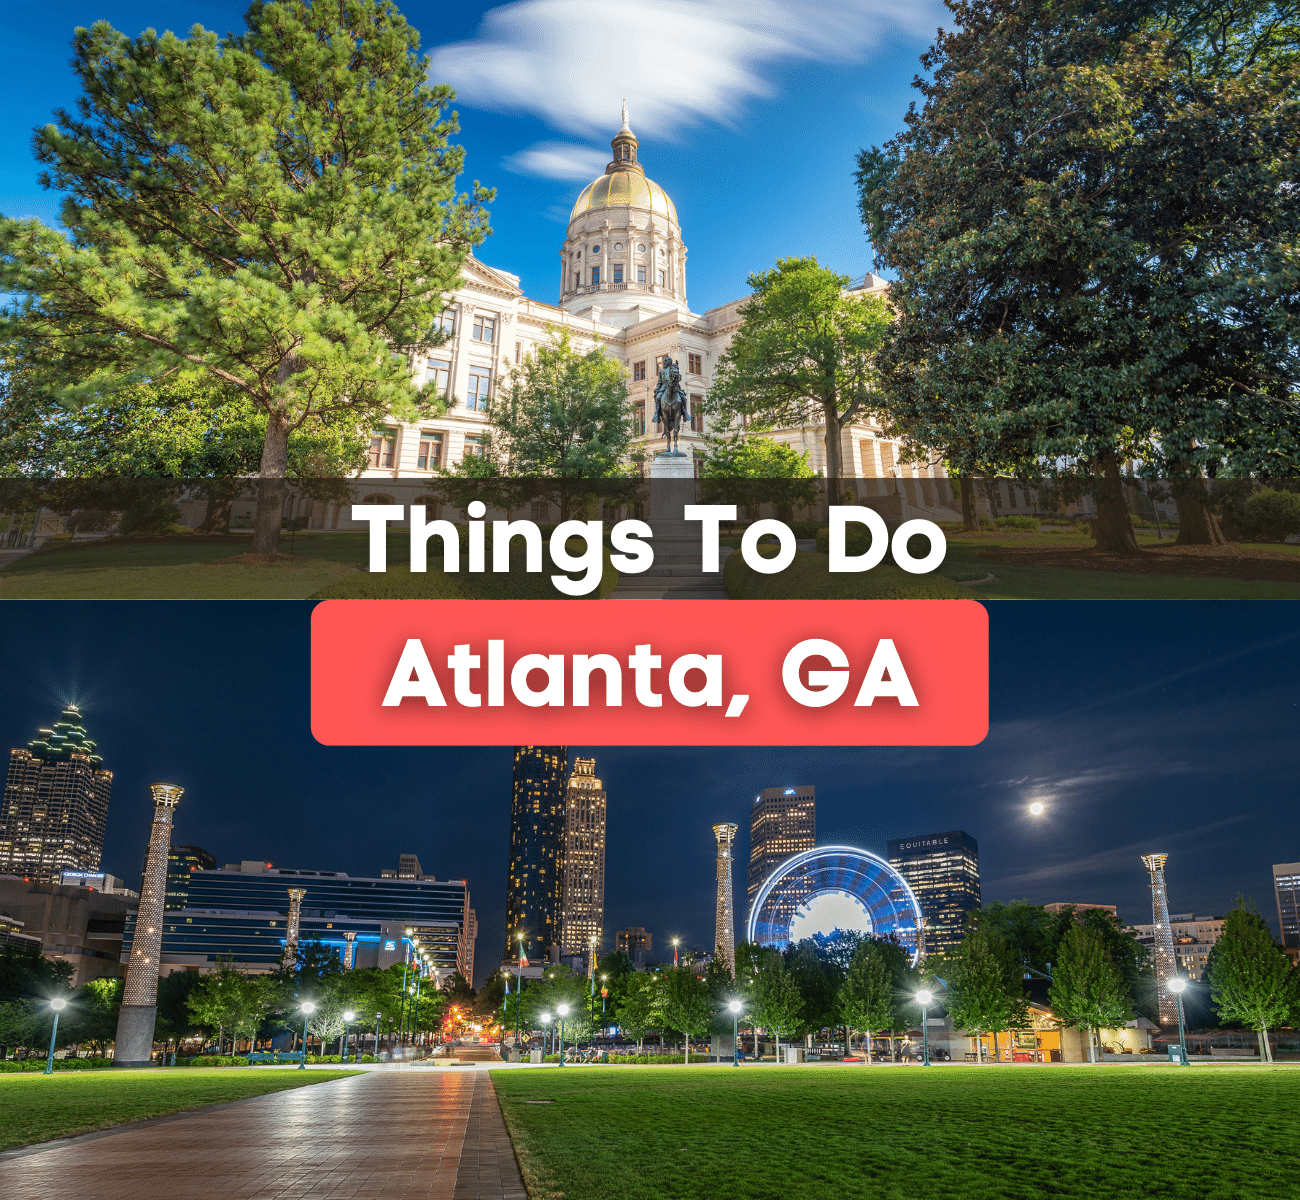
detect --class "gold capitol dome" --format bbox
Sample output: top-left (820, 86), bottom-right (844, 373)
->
top-left (569, 101), bottom-right (678, 224)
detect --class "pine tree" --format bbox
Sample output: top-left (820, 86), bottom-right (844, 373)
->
top-left (1049, 925), bottom-right (1133, 1063)
top-left (0, 0), bottom-right (490, 553)
top-left (1209, 902), bottom-right (1292, 1062)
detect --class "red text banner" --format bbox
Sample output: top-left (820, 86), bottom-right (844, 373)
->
top-left (311, 599), bottom-right (989, 747)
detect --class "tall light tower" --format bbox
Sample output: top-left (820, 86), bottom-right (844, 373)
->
top-left (713, 823), bottom-right (738, 972)
top-left (114, 784), bottom-right (182, 1067)
top-left (284, 887), bottom-right (306, 965)
top-left (1142, 853), bottom-right (1179, 1025)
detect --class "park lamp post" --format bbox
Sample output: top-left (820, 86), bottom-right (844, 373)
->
top-left (728, 1000), bottom-right (743, 1067)
top-left (540, 1012), bottom-right (552, 1057)
top-left (672, 937), bottom-right (680, 967)
top-left (556, 1003), bottom-right (570, 1067)
top-left (298, 1001), bottom-right (316, 1070)
top-left (342, 1009), bottom-right (356, 1063)
top-left (374, 1012), bottom-right (382, 1059)
top-left (515, 933), bottom-right (526, 1048)
top-left (44, 998), bottom-right (68, 1074)
top-left (915, 990), bottom-right (934, 1067)
top-left (1167, 977), bottom-right (1191, 1066)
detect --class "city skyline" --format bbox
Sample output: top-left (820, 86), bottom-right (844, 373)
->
top-left (3, 600), bottom-right (1297, 986)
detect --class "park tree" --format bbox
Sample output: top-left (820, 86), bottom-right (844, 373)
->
top-left (697, 434), bottom-right (819, 521)
top-left (937, 922), bottom-right (1029, 1064)
top-left (486, 330), bottom-right (634, 521)
top-left (750, 952), bottom-right (804, 1060)
top-left (1208, 902), bottom-right (1292, 1062)
top-left (0, 0), bottom-right (490, 554)
top-left (839, 938), bottom-right (896, 1058)
top-left (660, 965), bottom-right (713, 1061)
top-left (785, 940), bottom-right (845, 1045)
top-left (613, 971), bottom-right (664, 1053)
top-left (1049, 925), bottom-right (1133, 1063)
top-left (65, 977), bottom-right (122, 1058)
top-left (857, 0), bottom-right (1300, 551)
top-left (702, 257), bottom-right (893, 515)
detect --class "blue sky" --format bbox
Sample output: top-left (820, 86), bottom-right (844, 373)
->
top-left (0, 0), bottom-right (945, 312)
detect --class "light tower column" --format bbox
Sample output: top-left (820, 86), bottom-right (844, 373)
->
top-left (1142, 853), bottom-right (1179, 1025)
top-left (114, 784), bottom-right (183, 1067)
top-left (713, 823), bottom-right (738, 972)
top-left (344, 930), bottom-right (356, 970)
top-left (284, 888), bottom-right (306, 965)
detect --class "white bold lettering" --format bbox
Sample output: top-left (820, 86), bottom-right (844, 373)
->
top-left (353, 504), bottom-right (405, 572)
top-left (381, 639), bottom-right (446, 706)
top-left (829, 506), bottom-right (889, 572)
top-left (855, 639), bottom-right (919, 706)
top-left (782, 638), bottom-right (850, 708)
top-left (668, 654), bottom-right (723, 707)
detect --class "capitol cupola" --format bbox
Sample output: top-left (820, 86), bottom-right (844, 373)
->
top-left (559, 102), bottom-right (689, 327)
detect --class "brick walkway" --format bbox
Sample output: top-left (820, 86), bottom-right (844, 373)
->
top-left (5, 1069), bottom-right (527, 1200)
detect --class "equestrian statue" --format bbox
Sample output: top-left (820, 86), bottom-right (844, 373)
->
top-left (652, 356), bottom-right (691, 455)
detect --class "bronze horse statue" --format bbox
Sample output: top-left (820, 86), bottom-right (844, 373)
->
top-left (653, 356), bottom-right (691, 455)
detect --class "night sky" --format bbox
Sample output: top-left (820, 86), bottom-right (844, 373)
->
top-left (3, 601), bottom-right (1297, 986)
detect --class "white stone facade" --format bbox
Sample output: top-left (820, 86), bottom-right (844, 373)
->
top-left (346, 110), bottom-right (951, 518)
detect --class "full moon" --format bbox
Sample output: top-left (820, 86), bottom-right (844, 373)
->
top-left (1029, 802), bottom-right (1045, 815)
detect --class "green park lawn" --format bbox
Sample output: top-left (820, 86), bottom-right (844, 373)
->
top-left (0, 1068), bottom-right (359, 1151)
top-left (492, 1063), bottom-right (1300, 1200)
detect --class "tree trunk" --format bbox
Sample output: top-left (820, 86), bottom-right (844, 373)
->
top-left (251, 411), bottom-right (292, 555)
top-left (1091, 454), bottom-right (1142, 554)
top-left (1087, 1026), bottom-right (1096, 1064)
top-left (1171, 473), bottom-right (1229, 546)
top-left (823, 402), bottom-right (843, 522)
top-left (1259, 1027), bottom-right (1272, 1063)
top-left (197, 481), bottom-right (238, 535)
top-left (960, 477), bottom-right (977, 532)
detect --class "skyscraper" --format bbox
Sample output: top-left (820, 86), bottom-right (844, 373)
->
top-left (560, 757), bottom-right (606, 958)
top-left (1274, 862), bottom-right (1300, 953)
top-left (887, 831), bottom-right (981, 957)
top-left (713, 822), bottom-right (738, 971)
top-left (0, 705), bottom-right (113, 884)
top-left (505, 746), bottom-right (568, 962)
top-left (1142, 853), bottom-right (1179, 1025)
top-left (161, 844), bottom-right (217, 910)
top-left (747, 786), bottom-right (816, 913)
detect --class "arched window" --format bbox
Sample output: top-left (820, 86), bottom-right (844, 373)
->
top-left (360, 493), bottom-right (395, 505)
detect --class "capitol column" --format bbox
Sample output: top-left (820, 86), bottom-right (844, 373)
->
top-left (113, 784), bottom-right (183, 1067)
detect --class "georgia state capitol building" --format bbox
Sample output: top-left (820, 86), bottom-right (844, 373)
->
top-left (353, 107), bottom-right (948, 512)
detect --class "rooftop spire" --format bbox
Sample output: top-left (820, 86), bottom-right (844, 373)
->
top-left (609, 101), bottom-right (639, 172)
top-left (620, 99), bottom-right (630, 131)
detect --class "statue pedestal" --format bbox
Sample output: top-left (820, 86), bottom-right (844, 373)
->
top-left (646, 452), bottom-right (695, 522)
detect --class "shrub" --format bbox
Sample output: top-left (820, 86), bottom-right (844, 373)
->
top-left (994, 515), bottom-right (1040, 531)
top-left (177, 1055), bottom-right (250, 1067)
top-left (119, 496), bottom-right (185, 537)
top-left (1242, 488), bottom-right (1300, 541)
top-left (725, 548), bottom-right (966, 600)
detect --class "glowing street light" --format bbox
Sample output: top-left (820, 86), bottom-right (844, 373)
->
top-left (44, 998), bottom-right (67, 1074)
top-left (556, 1003), bottom-right (570, 1067)
top-left (915, 989), bottom-right (934, 1067)
top-left (539, 1012), bottom-right (552, 1058)
top-left (728, 1000), bottom-right (743, 1067)
top-left (298, 1001), bottom-right (316, 1070)
top-left (672, 937), bottom-right (680, 966)
top-left (1167, 977), bottom-right (1191, 1066)
top-left (342, 1009), bottom-right (356, 1063)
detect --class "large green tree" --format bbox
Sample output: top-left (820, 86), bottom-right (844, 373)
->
top-left (750, 952), bottom-right (804, 1059)
top-left (486, 330), bottom-right (634, 521)
top-left (659, 965), bottom-right (713, 1061)
top-left (1048, 925), bottom-right (1133, 1063)
top-left (839, 938), bottom-right (896, 1058)
top-left (858, 0), bottom-right (1300, 552)
top-left (702, 257), bottom-right (893, 514)
top-left (697, 434), bottom-right (818, 521)
top-left (1208, 902), bottom-right (1292, 1061)
top-left (0, 0), bottom-right (489, 553)
top-left (936, 922), bottom-right (1030, 1063)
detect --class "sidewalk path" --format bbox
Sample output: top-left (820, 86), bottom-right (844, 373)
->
top-left (6, 1068), bottom-right (526, 1200)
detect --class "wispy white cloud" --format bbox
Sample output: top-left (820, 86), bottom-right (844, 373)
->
top-left (502, 142), bottom-right (612, 180)
top-left (429, 0), bottom-right (944, 176)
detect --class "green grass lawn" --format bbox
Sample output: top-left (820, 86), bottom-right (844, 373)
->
top-left (492, 1063), bottom-right (1300, 1200)
top-left (0, 1068), bottom-right (359, 1151)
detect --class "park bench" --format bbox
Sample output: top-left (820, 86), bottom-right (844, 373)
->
top-left (247, 1051), bottom-right (304, 1064)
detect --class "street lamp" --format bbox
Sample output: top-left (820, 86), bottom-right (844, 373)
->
top-left (515, 932), bottom-right (526, 1050)
top-left (915, 990), bottom-right (934, 1067)
top-left (556, 1003), bottom-right (570, 1067)
top-left (1167, 977), bottom-right (1191, 1066)
top-left (342, 1009), bottom-right (356, 1063)
top-left (728, 1000), bottom-right (743, 1067)
top-left (298, 1001), bottom-right (316, 1070)
top-left (374, 1012), bottom-right (382, 1060)
top-left (44, 998), bottom-right (67, 1074)
top-left (540, 1012), bottom-right (552, 1058)
top-left (672, 937), bottom-right (680, 967)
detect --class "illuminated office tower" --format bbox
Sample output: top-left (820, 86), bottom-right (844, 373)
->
top-left (505, 746), bottom-right (569, 962)
top-left (1274, 863), bottom-right (1300, 955)
top-left (747, 786), bottom-right (816, 910)
top-left (887, 831), bottom-right (981, 957)
top-left (114, 784), bottom-right (182, 1068)
top-left (1, 705), bottom-right (113, 884)
top-left (1142, 853), bottom-right (1179, 1025)
top-left (560, 757), bottom-right (606, 959)
top-left (714, 822), bottom-right (738, 971)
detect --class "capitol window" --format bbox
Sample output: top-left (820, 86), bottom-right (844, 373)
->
top-left (471, 315), bottom-right (496, 343)
top-left (614, 242), bottom-right (622, 251)
top-left (592, 266), bottom-right (601, 285)
top-left (637, 264), bottom-right (646, 283)
top-left (657, 269), bottom-right (665, 287)
top-left (613, 264), bottom-right (623, 283)
top-left (637, 244), bottom-right (645, 253)
top-left (592, 245), bottom-right (601, 254)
